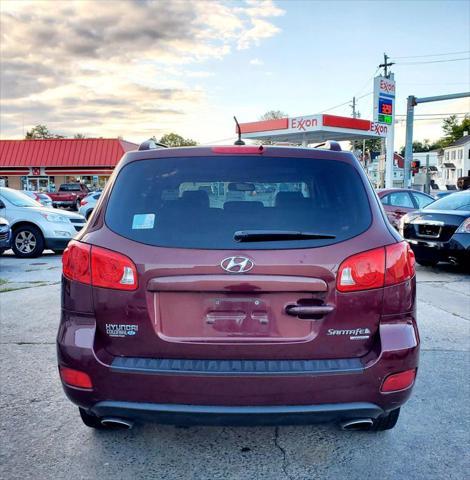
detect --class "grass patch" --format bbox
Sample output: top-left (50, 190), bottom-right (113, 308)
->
top-left (0, 278), bottom-right (8, 286)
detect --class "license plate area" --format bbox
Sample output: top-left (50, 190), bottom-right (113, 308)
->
top-left (154, 292), bottom-right (317, 343)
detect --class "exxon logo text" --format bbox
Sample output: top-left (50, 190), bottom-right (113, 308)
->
top-left (379, 79), bottom-right (395, 94)
top-left (291, 117), bottom-right (318, 131)
top-left (370, 122), bottom-right (388, 135)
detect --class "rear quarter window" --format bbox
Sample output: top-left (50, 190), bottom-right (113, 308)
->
top-left (105, 155), bottom-right (372, 250)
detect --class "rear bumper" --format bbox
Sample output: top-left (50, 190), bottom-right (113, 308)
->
top-left (407, 234), bottom-right (470, 263)
top-left (91, 401), bottom-right (384, 426)
top-left (57, 314), bottom-right (419, 425)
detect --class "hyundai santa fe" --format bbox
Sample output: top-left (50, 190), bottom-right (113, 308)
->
top-left (57, 143), bottom-right (419, 431)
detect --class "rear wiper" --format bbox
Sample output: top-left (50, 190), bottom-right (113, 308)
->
top-left (234, 230), bottom-right (336, 242)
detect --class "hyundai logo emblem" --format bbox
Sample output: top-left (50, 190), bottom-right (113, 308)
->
top-left (220, 256), bottom-right (254, 273)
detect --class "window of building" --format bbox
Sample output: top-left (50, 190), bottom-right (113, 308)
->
top-left (451, 150), bottom-right (456, 160)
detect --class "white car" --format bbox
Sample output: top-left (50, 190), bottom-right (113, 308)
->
top-left (78, 191), bottom-right (101, 220)
top-left (0, 187), bottom-right (86, 257)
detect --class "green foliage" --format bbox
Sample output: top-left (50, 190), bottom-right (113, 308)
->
top-left (399, 139), bottom-right (443, 156)
top-left (259, 110), bottom-right (288, 121)
top-left (441, 114), bottom-right (470, 146)
top-left (157, 133), bottom-right (197, 147)
top-left (24, 124), bottom-right (65, 140)
top-left (25, 124), bottom-right (64, 139)
top-left (364, 138), bottom-right (382, 153)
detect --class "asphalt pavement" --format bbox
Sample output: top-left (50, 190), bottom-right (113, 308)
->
top-left (0, 252), bottom-right (469, 480)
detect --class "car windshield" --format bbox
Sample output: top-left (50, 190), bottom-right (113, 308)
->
top-left (105, 155), bottom-right (372, 250)
top-left (0, 188), bottom-right (42, 207)
top-left (424, 192), bottom-right (470, 211)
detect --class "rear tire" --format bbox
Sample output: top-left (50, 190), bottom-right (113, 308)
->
top-left (416, 258), bottom-right (438, 267)
top-left (79, 408), bottom-right (106, 429)
top-left (12, 225), bottom-right (44, 258)
top-left (371, 408), bottom-right (400, 431)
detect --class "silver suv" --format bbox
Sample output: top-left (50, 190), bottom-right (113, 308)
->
top-left (0, 187), bottom-right (86, 257)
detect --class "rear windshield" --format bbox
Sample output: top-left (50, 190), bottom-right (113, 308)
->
top-left (105, 156), bottom-right (372, 250)
top-left (60, 184), bottom-right (81, 191)
top-left (424, 192), bottom-right (470, 211)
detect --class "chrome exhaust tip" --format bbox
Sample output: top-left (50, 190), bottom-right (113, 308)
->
top-left (101, 417), bottom-right (134, 429)
top-left (340, 418), bottom-right (374, 431)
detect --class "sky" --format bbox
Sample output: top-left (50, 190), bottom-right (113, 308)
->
top-left (1, 0), bottom-right (469, 150)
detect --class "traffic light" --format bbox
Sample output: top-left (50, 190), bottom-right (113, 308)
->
top-left (411, 160), bottom-right (420, 175)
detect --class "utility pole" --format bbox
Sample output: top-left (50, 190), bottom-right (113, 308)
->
top-left (379, 53), bottom-right (395, 79)
top-left (351, 96), bottom-right (357, 118)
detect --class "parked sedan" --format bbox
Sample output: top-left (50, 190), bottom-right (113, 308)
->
top-left (78, 191), bottom-right (101, 220)
top-left (0, 216), bottom-right (12, 254)
top-left (377, 188), bottom-right (435, 229)
top-left (0, 187), bottom-right (86, 258)
top-left (400, 190), bottom-right (470, 268)
top-left (22, 190), bottom-right (53, 208)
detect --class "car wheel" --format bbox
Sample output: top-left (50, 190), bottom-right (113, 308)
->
top-left (371, 408), bottom-right (400, 431)
top-left (416, 258), bottom-right (438, 267)
top-left (86, 209), bottom-right (93, 220)
top-left (12, 225), bottom-right (45, 258)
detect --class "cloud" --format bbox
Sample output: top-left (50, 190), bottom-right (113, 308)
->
top-left (250, 58), bottom-right (264, 66)
top-left (0, 0), bottom-right (284, 139)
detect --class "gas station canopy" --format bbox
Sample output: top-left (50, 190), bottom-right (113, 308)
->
top-left (239, 114), bottom-right (388, 144)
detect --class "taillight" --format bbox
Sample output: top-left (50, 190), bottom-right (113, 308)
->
top-left (381, 369), bottom-right (416, 393)
top-left (80, 199), bottom-right (88, 206)
top-left (62, 240), bottom-right (137, 290)
top-left (59, 366), bottom-right (93, 389)
top-left (455, 217), bottom-right (470, 234)
top-left (337, 247), bottom-right (385, 292)
top-left (385, 241), bottom-right (415, 286)
top-left (337, 241), bottom-right (415, 292)
top-left (211, 146), bottom-right (264, 154)
top-left (91, 245), bottom-right (137, 290)
top-left (62, 241), bottom-right (91, 284)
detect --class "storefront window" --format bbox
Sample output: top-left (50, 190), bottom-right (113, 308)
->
top-left (21, 176), bottom-right (51, 192)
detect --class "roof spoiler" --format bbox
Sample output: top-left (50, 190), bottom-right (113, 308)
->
top-left (314, 140), bottom-right (341, 151)
top-left (138, 139), bottom-right (168, 151)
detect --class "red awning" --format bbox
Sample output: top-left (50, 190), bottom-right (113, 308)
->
top-left (0, 138), bottom-right (138, 168)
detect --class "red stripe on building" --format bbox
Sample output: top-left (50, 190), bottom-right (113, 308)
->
top-left (239, 118), bottom-right (289, 134)
top-left (0, 138), bottom-right (138, 168)
top-left (322, 115), bottom-right (371, 131)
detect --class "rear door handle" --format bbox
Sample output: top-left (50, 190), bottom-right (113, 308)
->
top-left (285, 305), bottom-right (335, 318)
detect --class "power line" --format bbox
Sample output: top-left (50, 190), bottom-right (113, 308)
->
top-left (395, 112), bottom-right (468, 117)
top-left (395, 57), bottom-right (469, 65)
top-left (391, 50), bottom-right (470, 59)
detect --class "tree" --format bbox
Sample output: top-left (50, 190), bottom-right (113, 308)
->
top-left (74, 133), bottom-right (86, 139)
top-left (441, 114), bottom-right (470, 146)
top-left (157, 133), bottom-right (197, 147)
top-left (259, 110), bottom-right (288, 121)
top-left (25, 124), bottom-right (65, 139)
top-left (399, 139), bottom-right (442, 156)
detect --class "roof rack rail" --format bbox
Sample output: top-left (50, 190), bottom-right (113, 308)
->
top-left (314, 140), bottom-right (341, 151)
top-left (138, 139), bottom-right (168, 151)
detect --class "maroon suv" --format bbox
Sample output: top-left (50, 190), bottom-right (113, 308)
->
top-left (57, 144), bottom-right (419, 431)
